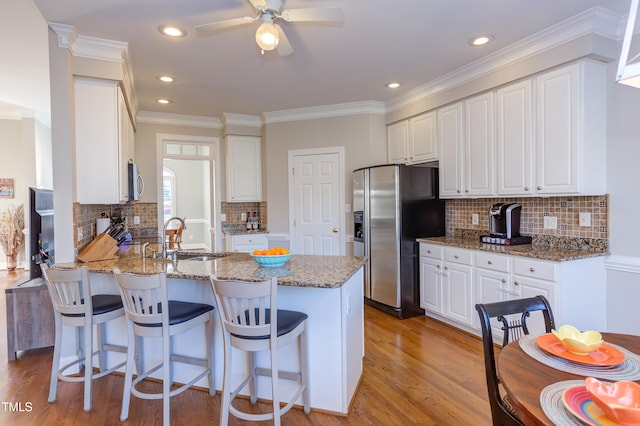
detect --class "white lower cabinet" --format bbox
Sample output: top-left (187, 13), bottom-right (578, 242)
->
top-left (420, 242), bottom-right (606, 337)
top-left (225, 234), bottom-right (268, 253)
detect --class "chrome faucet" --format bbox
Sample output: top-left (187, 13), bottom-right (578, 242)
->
top-left (162, 216), bottom-right (186, 258)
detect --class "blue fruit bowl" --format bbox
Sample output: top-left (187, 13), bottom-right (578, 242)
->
top-left (250, 253), bottom-right (292, 268)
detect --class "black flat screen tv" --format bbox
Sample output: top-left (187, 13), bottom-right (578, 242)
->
top-left (29, 187), bottom-right (54, 279)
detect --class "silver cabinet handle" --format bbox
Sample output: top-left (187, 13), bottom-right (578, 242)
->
top-left (501, 279), bottom-right (506, 283)
top-left (436, 265), bottom-right (440, 269)
top-left (529, 267), bottom-right (535, 272)
top-left (524, 186), bottom-right (529, 191)
top-left (487, 260), bottom-right (492, 265)
top-left (427, 250), bottom-right (432, 254)
top-left (457, 189), bottom-right (461, 193)
top-left (514, 281), bottom-right (519, 286)
top-left (537, 186), bottom-right (542, 190)
top-left (454, 254), bottom-right (459, 259)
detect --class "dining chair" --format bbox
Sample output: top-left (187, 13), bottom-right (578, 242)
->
top-left (209, 275), bottom-right (310, 426)
top-left (113, 269), bottom-right (215, 425)
top-left (41, 264), bottom-right (127, 412)
top-left (475, 295), bottom-right (555, 426)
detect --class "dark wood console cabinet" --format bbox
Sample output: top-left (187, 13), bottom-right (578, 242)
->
top-left (5, 278), bottom-right (55, 361)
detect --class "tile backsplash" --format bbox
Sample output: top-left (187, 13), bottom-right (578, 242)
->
top-left (221, 201), bottom-right (267, 232)
top-left (445, 194), bottom-right (609, 249)
top-left (74, 202), bottom-right (159, 251)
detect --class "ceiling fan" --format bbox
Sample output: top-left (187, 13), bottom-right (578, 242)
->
top-left (195, 0), bottom-right (344, 56)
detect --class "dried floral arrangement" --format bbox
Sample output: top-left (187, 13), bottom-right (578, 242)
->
top-left (0, 204), bottom-right (25, 256)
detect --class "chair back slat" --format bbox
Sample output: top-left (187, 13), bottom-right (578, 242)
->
top-left (41, 265), bottom-right (91, 316)
top-left (211, 278), bottom-right (276, 338)
top-left (113, 269), bottom-right (168, 326)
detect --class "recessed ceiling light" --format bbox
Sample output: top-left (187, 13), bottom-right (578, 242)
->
top-left (157, 75), bottom-right (176, 83)
top-left (159, 25), bottom-right (186, 38)
top-left (470, 35), bottom-right (493, 46)
top-left (386, 82), bottom-right (403, 89)
top-left (157, 99), bottom-right (172, 104)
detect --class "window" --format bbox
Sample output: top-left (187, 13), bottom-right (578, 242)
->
top-left (162, 168), bottom-right (176, 221)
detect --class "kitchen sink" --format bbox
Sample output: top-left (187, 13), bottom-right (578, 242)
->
top-left (174, 252), bottom-right (227, 261)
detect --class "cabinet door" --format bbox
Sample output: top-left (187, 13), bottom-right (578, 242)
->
top-left (464, 92), bottom-right (494, 196)
top-left (227, 136), bottom-right (262, 202)
top-left (118, 88), bottom-right (132, 202)
top-left (536, 64), bottom-right (579, 194)
top-left (75, 78), bottom-right (121, 204)
top-left (387, 121), bottom-right (408, 164)
top-left (409, 112), bottom-right (437, 163)
top-left (420, 257), bottom-right (443, 314)
top-left (438, 102), bottom-right (464, 198)
top-left (443, 262), bottom-right (474, 325)
top-left (496, 80), bottom-right (533, 195)
top-left (475, 268), bottom-right (509, 331)
top-left (512, 275), bottom-right (555, 336)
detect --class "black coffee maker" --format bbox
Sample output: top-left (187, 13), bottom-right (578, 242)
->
top-left (489, 202), bottom-right (522, 238)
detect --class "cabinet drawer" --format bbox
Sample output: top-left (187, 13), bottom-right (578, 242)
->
top-left (513, 257), bottom-right (557, 281)
top-left (231, 234), bottom-right (268, 246)
top-left (420, 243), bottom-right (443, 259)
top-left (475, 252), bottom-right (510, 272)
top-left (444, 247), bottom-right (473, 265)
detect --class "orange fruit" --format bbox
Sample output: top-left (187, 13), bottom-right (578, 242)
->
top-left (253, 249), bottom-right (261, 255)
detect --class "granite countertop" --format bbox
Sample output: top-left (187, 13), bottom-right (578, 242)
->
top-left (56, 251), bottom-right (366, 289)
top-left (416, 236), bottom-right (609, 262)
top-left (223, 230), bottom-right (269, 235)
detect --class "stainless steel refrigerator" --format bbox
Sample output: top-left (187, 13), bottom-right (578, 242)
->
top-left (353, 164), bottom-right (445, 318)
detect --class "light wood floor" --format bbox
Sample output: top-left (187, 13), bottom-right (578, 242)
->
top-left (0, 269), bottom-right (492, 425)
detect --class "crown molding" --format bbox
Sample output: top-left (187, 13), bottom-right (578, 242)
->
top-left (222, 113), bottom-right (262, 127)
top-left (137, 111), bottom-right (223, 129)
top-left (263, 100), bottom-right (385, 124)
top-left (385, 6), bottom-right (624, 114)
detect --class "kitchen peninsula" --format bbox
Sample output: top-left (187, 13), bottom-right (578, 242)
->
top-left (55, 252), bottom-right (366, 415)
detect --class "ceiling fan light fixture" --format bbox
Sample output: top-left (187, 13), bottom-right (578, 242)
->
top-left (255, 22), bottom-right (279, 51)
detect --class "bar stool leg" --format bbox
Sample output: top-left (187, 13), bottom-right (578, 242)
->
top-left (270, 347), bottom-right (281, 426)
top-left (301, 328), bottom-right (310, 414)
top-left (48, 313), bottom-right (63, 403)
top-left (162, 331), bottom-right (171, 426)
top-left (83, 317), bottom-right (93, 411)
top-left (120, 321), bottom-right (135, 422)
top-left (206, 311), bottom-right (215, 396)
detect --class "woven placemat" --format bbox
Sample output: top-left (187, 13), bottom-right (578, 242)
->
top-left (519, 334), bottom-right (640, 381)
top-left (539, 380), bottom-right (590, 426)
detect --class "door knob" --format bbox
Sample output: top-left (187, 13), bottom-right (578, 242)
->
top-left (332, 228), bottom-right (339, 233)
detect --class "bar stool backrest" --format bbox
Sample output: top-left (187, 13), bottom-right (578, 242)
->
top-left (42, 265), bottom-right (92, 317)
top-left (115, 270), bottom-right (170, 328)
top-left (213, 278), bottom-right (277, 341)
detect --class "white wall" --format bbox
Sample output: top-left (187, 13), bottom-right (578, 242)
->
top-left (264, 113), bottom-right (387, 235)
top-left (604, 61), bottom-right (640, 334)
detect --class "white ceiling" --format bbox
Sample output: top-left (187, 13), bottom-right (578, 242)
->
top-left (21, 0), bottom-right (636, 119)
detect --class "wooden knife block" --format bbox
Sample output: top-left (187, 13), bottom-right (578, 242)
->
top-left (77, 233), bottom-right (119, 262)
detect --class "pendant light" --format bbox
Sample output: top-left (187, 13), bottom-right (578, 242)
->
top-left (617, 0), bottom-right (640, 88)
top-left (255, 13), bottom-right (279, 52)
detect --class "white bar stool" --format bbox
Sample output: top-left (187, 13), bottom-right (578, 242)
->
top-left (209, 275), bottom-right (310, 426)
top-left (41, 264), bottom-right (127, 412)
top-left (113, 269), bottom-right (215, 425)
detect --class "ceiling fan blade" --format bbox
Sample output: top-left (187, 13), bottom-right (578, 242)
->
top-left (248, 0), bottom-right (269, 11)
top-left (275, 24), bottom-right (293, 56)
top-left (280, 7), bottom-right (344, 23)
top-left (195, 16), bottom-right (257, 33)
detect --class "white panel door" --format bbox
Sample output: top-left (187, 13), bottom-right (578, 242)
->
top-left (292, 152), bottom-right (341, 255)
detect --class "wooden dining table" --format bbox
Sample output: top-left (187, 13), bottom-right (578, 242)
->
top-left (498, 332), bottom-right (640, 425)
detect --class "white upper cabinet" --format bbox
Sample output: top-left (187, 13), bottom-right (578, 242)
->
top-left (436, 60), bottom-right (605, 199)
top-left (438, 102), bottom-right (464, 197)
top-left (387, 120), bottom-right (409, 164)
top-left (387, 111), bottom-right (437, 164)
top-left (496, 80), bottom-right (533, 196)
top-left (408, 111), bottom-right (438, 163)
top-left (75, 78), bottom-right (134, 204)
top-left (226, 135), bottom-right (262, 202)
top-left (535, 61), bottom-right (606, 195)
top-left (464, 92), bottom-right (494, 196)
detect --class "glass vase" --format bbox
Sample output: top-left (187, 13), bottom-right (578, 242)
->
top-left (5, 253), bottom-right (17, 271)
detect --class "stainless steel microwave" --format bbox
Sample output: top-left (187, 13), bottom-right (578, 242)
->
top-left (128, 162), bottom-right (144, 201)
